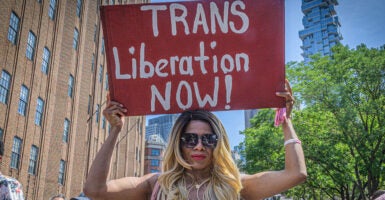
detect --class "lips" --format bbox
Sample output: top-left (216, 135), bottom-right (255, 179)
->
top-left (191, 154), bottom-right (207, 160)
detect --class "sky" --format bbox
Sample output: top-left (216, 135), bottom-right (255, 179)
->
top-left (147, 0), bottom-right (385, 149)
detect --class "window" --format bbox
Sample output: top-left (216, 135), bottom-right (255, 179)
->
top-left (10, 137), bottom-right (22, 169)
top-left (41, 47), bottom-right (50, 74)
top-left (0, 70), bottom-right (11, 104)
top-left (76, 0), bottom-right (82, 17)
top-left (18, 85), bottom-right (29, 116)
top-left (105, 74), bottom-right (109, 90)
top-left (88, 95), bottom-right (91, 114)
top-left (35, 97), bottom-right (44, 126)
top-left (58, 160), bottom-right (66, 185)
top-left (73, 28), bottom-right (79, 50)
top-left (48, 0), bottom-right (57, 20)
top-left (63, 118), bottom-right (70, 142)
top-left (28, 145), bottom-right (39, 175)
top-left (0, 128), bottom-right (3, 140)
top-left (93, 24), bottom-right (97, 42)
top-left (99, 65), bottom-right (103, 83)
top-left (8, 12), bottom-right (20, 44)
top-left (136, 147), bottom-right (139, 160)
top-left (91, 54), bottom-right (95, 72)
top-left (102, 116), bottom-right (106, 129)
top-left (101, 38), bottom-right (105, 54)
top-left (150, 159), bottom-right (160, 166)
top-left (26, 31), bottom-right (37, 60)
top-left (150, 169), bottom-right (160, 173)
top-left (68, 75), bottom-right (74, 97)
top-left (151, 149), bottom-right (160, 156)
top-left (95, 104), bottom-right (100, 123)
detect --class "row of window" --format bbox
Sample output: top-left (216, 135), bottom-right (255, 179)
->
top-left (150, 159), bottom-right (160, 167)
top-left (39, 0), bottom-right (82, 20)
top-left (1, 70), bottom-right (74, 143)
top-left (8, 13), bottom-right (51, 73)
top-left (1, 69), bottom-right (75, 103)
top-left (10, 136), bottom-right (67, 184)
top-left (2, 69), bottom-right (108, 136)
top-left (8, 12), bottom-right (80, 61)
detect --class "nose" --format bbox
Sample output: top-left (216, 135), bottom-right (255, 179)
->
top-left (193, 138), bottom-right (205, 150)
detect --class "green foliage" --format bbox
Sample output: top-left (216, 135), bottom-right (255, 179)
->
top-left (242, 44), bottom-right (385, 199)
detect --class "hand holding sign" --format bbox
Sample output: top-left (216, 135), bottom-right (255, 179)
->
top-left (103, 94), bottom-right (127, 131)
top-left (100, 0), bottom-right (285, 116)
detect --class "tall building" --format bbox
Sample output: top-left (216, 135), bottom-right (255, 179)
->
top-left (144, 134), bottom-right (166, 174)
top-left (0, 0), bottom-right (148, 199)
top-left (299, 0), bottom-right (343, 63)
top-left (146, 114), bottom-right (179, 142)
top-left (244, 109), bottom-right (258, 128)
top-left (232, 145), bottom-right (246, 170)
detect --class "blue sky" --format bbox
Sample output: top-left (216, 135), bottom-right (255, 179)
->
top-left (147, 0), bottom-right (385, 149)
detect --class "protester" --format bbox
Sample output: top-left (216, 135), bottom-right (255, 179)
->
top-left (0, 141), bottom-right (24, 200)
top-left (49, 194), bottom-right (66, 200)
top-left (84, 80), bottom-right (307, 199)
top-left (371, 190), bottom-right (385, 200)
top-left (70, 192), bottom-right (90, 200)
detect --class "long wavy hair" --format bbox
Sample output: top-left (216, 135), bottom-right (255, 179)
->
top-left (156, 110), bottom-right (242, 200)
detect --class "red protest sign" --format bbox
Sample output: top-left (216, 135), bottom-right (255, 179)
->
top-left (100, 0), bottom-right (285, 116)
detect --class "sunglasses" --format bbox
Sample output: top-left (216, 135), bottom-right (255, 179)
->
top-left (180, 133), bottom-right (218, 148)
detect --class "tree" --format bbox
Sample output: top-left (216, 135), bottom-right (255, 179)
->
top-left (241, 44), bottom-right (385, 199)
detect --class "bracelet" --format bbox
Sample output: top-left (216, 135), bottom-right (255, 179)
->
top-left (284, 138), bottom-right (301, 146)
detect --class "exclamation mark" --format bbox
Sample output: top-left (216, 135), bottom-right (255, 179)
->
top-left (225, 75), bottom-right (232, 110)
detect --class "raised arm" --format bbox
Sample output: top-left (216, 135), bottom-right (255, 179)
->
top-left (240, 80), bottom-right (307, 200)
top-left (83, 95), bottom-right (157, 200)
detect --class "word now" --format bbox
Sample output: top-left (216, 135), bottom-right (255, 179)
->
top-left (141, 1), bottom-right (249, 37)
top-left (150, 75), bottom-right (233, 112)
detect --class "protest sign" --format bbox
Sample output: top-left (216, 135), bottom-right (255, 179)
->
top-left (100, 0), bottom-right (285, 116)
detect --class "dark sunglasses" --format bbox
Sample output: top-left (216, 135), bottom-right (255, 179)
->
top-left (180, 133), bottom-right (218, 148)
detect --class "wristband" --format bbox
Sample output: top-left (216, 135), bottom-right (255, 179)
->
top-left (284, 138), bottom-right (301, 146)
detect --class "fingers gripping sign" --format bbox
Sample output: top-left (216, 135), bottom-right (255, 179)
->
top-left (103, 93), bottom-right (127, 130)
top-left (275, 79), bottom-right (295, 125)
top-left (283, 79), bottom-right (295, 118)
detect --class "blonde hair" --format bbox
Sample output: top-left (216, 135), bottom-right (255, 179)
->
top-left (157, 110), bottom-right (242, 200)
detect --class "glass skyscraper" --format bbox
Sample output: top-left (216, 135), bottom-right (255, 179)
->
top-left (146, 114), bottom-right (180, 142)
top-left (299, 0), bottom-right (343, 63)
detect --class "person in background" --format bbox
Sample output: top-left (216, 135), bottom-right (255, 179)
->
top-left (84, 80), bottom-right (307, 200)
top-left (0, 141), bottom-right (24, 200)
top-left (70, 192), bottom-right (90, 200)
top-left (371, 190), bottom-right (385, 200)
top-left (49, 194), bottom-right (66, 200)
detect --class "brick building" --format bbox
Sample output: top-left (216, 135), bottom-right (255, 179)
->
top-left (0, 0), bottom-right (148, 199)
top-left (144, 134), bottom-right (166, 174)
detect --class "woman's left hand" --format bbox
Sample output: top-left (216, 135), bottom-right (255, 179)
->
top-left (276, 79), bottom-right (295, 119)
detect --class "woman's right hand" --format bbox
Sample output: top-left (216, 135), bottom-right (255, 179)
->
top-left (103, 94), bottom-right (127, 131)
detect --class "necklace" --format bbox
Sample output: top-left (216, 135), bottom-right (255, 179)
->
top-left (195, 178), bottom-right (210, 189)
top-left (188, 178), bottom-right (209, 200)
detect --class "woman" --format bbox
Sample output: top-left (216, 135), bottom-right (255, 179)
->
top-left (84, 80), bottom-right (307, 200)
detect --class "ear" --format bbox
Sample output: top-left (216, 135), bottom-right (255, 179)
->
top-left (0, 155), bottom-right (2, 162)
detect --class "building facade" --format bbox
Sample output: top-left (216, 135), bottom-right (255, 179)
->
top-left (244, 109), bottom-right (258, 128)
top-left (144, 134), bottom-right (166, 174)
top-left (299, 0), bottom-right (343, 63)
top-left (0, 0), bottom-right (148, 199)
top-left (146, 114), bottom-right (179, 142)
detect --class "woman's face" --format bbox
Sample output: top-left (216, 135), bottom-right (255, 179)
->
top-left (181, 120), bottom-right (215, 170)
